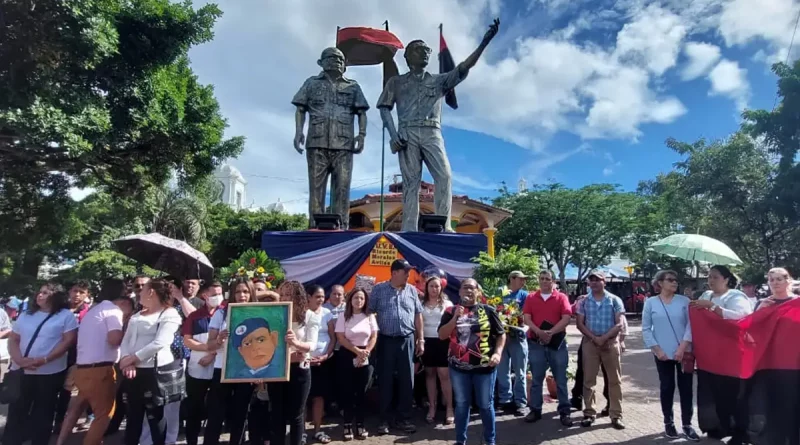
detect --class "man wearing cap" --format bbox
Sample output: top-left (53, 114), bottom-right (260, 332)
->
top-left (292, 47), bottom-right (369, 229)
top-left (232, 318), bottom-right (280, 377)
top-left (496, 271), bottom-right (530, 416)
top-left (368, 259), bottom-right (424, 435)
top-left (575, 269), bottom-right (626, 430)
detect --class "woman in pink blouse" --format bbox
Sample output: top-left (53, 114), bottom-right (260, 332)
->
top-left (335, 288), bottom-right (378, 441)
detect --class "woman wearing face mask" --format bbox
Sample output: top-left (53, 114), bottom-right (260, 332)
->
top-left (182, 281), bottom-right (225, 445)
top-left (203, 278), bottom-right (256, 445)
top-left (439, 278), bottom-right (506, 445)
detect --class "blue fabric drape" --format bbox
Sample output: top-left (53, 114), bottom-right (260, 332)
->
top-left (390, 241), bottom-right (463, 304)
top-left (303, 235), bottom-right (380, 293)
top-left (261, 231), bottom-right (368, 260)
top-left (395, 232), bottom-right (487, 263)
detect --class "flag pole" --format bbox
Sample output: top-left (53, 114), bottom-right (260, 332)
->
top-left (379, 20), bottom-right (389, 232)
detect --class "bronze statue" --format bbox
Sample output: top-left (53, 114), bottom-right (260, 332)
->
top-left (377, 19), bottom-right (500, 232)
top-left (292, 47), bottom-right (369, 229)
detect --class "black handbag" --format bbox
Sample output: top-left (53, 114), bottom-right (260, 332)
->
top-left (537, 320), bottom-right (567, 350)
top-left (0, 312), bottom-right (56, 404)
top-left (144, 311), bottom-right (186, 408)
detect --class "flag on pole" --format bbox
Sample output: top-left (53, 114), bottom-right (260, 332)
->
top-left (690, 299), bottom-right (800, 444)
top-left (439, 24), bottom-right (458, 110)
top-left (336, 26), bottom-right (403, 86)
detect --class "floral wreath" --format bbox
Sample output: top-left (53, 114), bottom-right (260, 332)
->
top-left (479, 285), bottom-right (523, 329)
top-left (220, 249), bottom-right (285, 289)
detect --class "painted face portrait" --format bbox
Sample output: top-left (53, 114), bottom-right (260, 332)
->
top-left (233, 318), bottom-right (279, 372)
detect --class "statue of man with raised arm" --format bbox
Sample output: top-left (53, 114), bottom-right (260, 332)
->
top-left (292, 47), bottom-right (369, 229)
top-left (377, 19), bottom-right (500, 232)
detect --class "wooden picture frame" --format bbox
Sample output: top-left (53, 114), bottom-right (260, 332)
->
top-left (220, 302), bottom-right (292, 383)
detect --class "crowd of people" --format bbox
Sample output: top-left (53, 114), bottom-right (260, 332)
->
top-left (0, 260), bottom-right (796, 445)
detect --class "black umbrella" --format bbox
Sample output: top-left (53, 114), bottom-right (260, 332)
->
top-left (112, 233), bottom-right (214, 281)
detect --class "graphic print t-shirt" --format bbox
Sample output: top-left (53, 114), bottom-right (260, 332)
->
top-left (439, 304), bottom-right (505, 374)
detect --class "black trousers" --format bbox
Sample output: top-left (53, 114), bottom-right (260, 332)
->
top-left (3, 370), bottom-right (66, 445)
top-left (248, 396), bottom-right (270, 445)
top-left (338, 348), bottom-right (374, 424)
top-left (204, 369), bottom-right (251, 445)
top-left (124, 367), bottom-right (167, 445)
top-left (269, 364), bottom-right (311, 445)
top-left (54, 388), bottom-right (72, 429)
top-left (184, 374), bottom-right (213, 445)
top-left (376, 334), bottom-right (414, 422)
top-left (572, 344), bottom-right (609, 405)
top-left (655, 358), bottom-right (694, 426)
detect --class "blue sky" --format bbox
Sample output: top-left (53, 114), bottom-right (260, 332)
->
top-left (180, 0), bottom-right (797, 213)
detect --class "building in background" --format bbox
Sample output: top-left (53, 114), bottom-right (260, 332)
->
top-left (214, 163), bottom-right (247, 210)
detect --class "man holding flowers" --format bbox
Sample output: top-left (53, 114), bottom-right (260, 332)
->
top-left (495, 271), bottom-right (530, 416)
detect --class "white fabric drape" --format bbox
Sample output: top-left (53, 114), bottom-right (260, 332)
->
top-left (282, 233), bottom-right (379, 283)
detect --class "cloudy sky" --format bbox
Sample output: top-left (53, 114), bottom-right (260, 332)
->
top-left (187, 0), bottom-right (798, 213)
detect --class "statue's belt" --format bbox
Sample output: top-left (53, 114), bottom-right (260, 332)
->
top-left (398, 119), bottom-right (441, 129)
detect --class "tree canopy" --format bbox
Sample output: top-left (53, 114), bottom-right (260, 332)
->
top-left (0, 0), bottom-right (244, 291)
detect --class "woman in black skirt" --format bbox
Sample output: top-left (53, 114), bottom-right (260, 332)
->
top-left (420, 276), bottom-right (454, 424)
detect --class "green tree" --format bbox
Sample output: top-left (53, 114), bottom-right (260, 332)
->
top-left (641, 132), bottom-right (800, 282)
top-left (495, 184), bottom-right (644, 289)
top-left (742, 60), bottom-right (800, 221)
top-left (0, 0), bottom-right (243, 290)
top-left (205, 206), bottom-right (308, 268)
top-left (473, 246), bottom-right (540, 294)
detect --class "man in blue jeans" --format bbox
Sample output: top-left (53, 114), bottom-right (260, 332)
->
top-left (496, 271), bottom-right (529, 416)
top-left (438, 278), bottom-right (505, 445)
top-left (522, 270), bottom-right (573, 426)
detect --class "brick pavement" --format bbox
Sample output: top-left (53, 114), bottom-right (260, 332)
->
top-left (1, 320), bottom-right (697, 445)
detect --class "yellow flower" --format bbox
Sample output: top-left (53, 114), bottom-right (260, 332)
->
top-left (256, 266), bottom-right (266, 274)
top-left (265, 282), bottom-right (272, 289)
top-left (237, 267), bottom-right (246, 274)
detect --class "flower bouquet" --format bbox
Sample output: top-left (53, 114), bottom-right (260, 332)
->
top-left (219, 249), bottom-right (285, 288)
top-left (479, 286), bottom-right (524, 331)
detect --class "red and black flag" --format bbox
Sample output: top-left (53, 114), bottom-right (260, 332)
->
top-left (336, 26), bottom-right (403, 87)
top-left (439, 24), bottom-right (458, 110)
top-left (690, 299), bottom-right (800, 444)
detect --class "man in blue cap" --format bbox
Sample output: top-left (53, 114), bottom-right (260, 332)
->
top-left (232, 318), bottom-right (280, 376)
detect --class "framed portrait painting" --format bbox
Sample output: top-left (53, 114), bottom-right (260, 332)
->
top-left (221, 302), bottom-right (292, 382)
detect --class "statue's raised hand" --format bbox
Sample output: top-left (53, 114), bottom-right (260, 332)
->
top-left (482, 18), bottom-right (500, 44)
top-left (293, 132), bottom-right (305, 154)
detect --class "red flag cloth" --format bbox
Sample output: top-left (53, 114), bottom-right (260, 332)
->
top-left (691, 298), bottom-right (800, 378)
top-left (690, 298), bottom-right (800, 444)
top-left (439, 31), bottom-right (458, 110)
top-left (336, 27), bottom-right (403, 86)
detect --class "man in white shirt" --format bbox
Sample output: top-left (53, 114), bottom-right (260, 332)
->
top-left (62, 279), bottom-right (124, 445)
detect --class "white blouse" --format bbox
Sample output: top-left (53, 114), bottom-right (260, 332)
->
top-left (120, 307), bottom-right (182, 368)
top-left (292, 310), bottom-right (320, 367)
top-left (421, 300), bottom-right (453, 338)
top-left (699, 289), bottom-right (753, 320)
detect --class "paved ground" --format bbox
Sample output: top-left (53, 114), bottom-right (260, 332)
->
top-left (0, 320), bottom-right (700, 445)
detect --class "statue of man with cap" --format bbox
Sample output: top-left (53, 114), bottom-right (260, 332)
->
top-left (377, 19), bottom-right (500, 232)
top-left (292, 47), bottom-right (369, 229)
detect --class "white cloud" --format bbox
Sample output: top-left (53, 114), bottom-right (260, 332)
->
top-left (681, 42), bottom-right (721, 80)
top-left (614, 4), bottom-right (688, 75)
top-left (602, 167), bottom-right (614, 176)
top-left (452, 174), bottom-right (498, 192)
top-left (718, 0), bottom-right (800, 61)
top-left (708, 59), bottom-right (750, 109)
top-left (187, 0), bottom-right (791, 209)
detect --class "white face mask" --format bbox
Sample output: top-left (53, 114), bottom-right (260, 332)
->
top-left (207, 294), bottom-right (224, 308)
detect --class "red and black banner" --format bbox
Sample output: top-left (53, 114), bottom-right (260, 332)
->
top-left (690, 299), bottom-right (800, 444)
top-left (439, 26), bottom-right (458, 110)
top-left (336, 27), bottom-right (403, 87)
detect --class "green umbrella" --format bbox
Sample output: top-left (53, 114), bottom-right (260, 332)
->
top-left (649, 234), bottom-right (743, 265)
